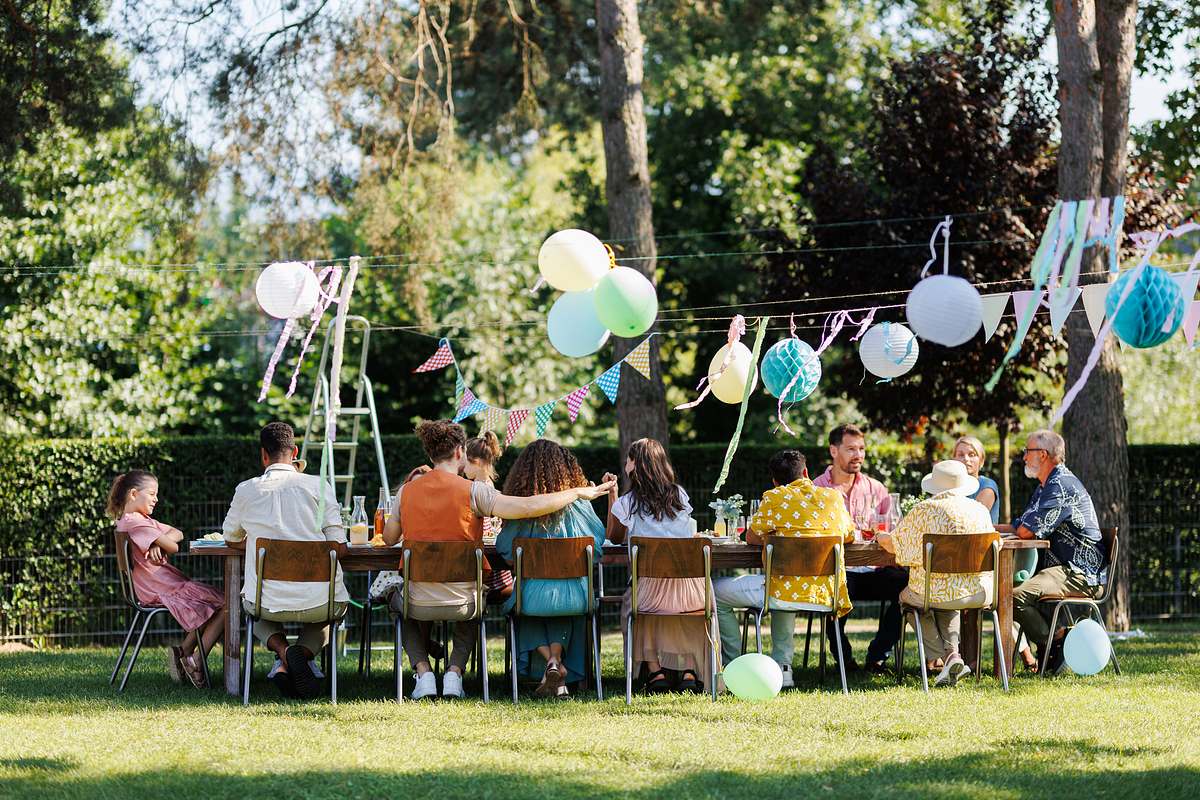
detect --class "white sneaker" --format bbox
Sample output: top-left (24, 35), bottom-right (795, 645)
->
top-left (442, 670), bottom-right (465, 699)
top-left (933, 657), bottom-right (971, 687)
top-left (411, 670), bottom-right (437, 700)
top-left (779, 663), bottom-right (795, 689)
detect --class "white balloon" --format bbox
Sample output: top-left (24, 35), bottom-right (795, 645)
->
top-left (708, 342), bottom-right (758, 404)
top-left (905, 274), bottom-right (983, 346)
top-left (538, 229), bottom-right (610, 292)
top-left (547, 289), bottom-right (611, 357)
top-left (256, 262), bottom-right (319, 319)
top-left (858, 322), bottom-right (919, 379)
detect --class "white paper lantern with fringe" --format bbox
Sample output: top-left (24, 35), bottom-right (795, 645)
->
top-left (858, 322), bottom-right (919, 379)
top-left (255, 261), bottom-right (319, 319)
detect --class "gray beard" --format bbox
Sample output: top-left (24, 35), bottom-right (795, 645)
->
top-left (1024, 464), bottom-right (1039, 479)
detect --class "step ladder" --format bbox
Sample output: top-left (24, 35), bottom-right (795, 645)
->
top-left (299, 315), bottom-right (389, 510)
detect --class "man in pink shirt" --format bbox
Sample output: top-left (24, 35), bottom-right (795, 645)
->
top-left (812, 423), bottom-right (908, 673)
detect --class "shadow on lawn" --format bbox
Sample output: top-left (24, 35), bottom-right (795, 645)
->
top-left (2, 740), bottom-right (1197, 800)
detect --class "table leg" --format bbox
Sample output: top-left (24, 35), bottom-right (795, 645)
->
top-left (961, 609), bottom-right (980, 675)
top-left (223, 554), bottom-right (243, 697)
top-left (996, 548), bottom-right (1016, 680)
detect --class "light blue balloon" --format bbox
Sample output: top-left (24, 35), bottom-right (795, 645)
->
top-left (1106, 266), bottom-right (1184, 348)
top-left (722, 653), bottom-right (783, 700)
top-left (761, 339), bottom-right (822, 402)
top-left (1062, 618), bottom-right (1110, 676)
top-left (547, 289), bottom-right (611, 357)
top-left (1013, 549), bottom-right (1039, 585)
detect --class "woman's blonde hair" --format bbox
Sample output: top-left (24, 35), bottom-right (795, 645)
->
top-left (953, 435), bottom-right (987, 466)
top-left (465, 430), bottom-right (503, 483)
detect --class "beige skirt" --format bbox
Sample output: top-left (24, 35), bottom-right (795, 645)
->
top-left (621, 577), bottom-right (719, 676)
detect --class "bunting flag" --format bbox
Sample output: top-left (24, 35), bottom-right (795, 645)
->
top-left (505, 409), bottom-right (530, 446)
top-left (1049, 287), bottom-right (1082, 335)
top-left (1173, 270), bottom-right (1200, 304)
top-left (413, 339), bottom-right (454, 373)
top-left (534, 401), bottom-right (557, 437)
top-left (1080, 283), bottom-right (1110, 337)
top-left (979, 293), bottom-right (1009, 342)
top-left (482, 405), bottom-right (504, 432)
top-left (565, 385), bottom-right (590, 421)
top-left (454, 372), bottom-right (465, 405)
top-left (1183, 301), bottom-right (1200, 348)
top-left (1010, 290), bottom-right (1044, 334)
top-left (453, 389), bottom-right (487, 423)
top-left (596, 364), bottom-right (622, 404)
top-left (625, 338), bottom-right (653, 380)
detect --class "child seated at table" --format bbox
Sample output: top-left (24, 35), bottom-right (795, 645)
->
top-left (107, 470), bottom-right (225, 688)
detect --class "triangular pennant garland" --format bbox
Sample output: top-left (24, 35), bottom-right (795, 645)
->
top-left (482, 405), bottom-right (503, 433)
top-left (979, 293), bottom-right (1010, 342)
top-left (454, 372), bottom-right (465, 404)
top-left (505, 409), bottom-right (530, 446)
top-left (1172, 270), bottom-right (1200, 305)
top-left (1183, 301), bottom-right (1200, 348)
top-left (414, 340), bottom-right (454, 373)
top-left (534, 401), bottom-right (557, 437)
top-left (625, 339), bottom-right (653, 380)
top-left (1010, 290), bottom-right (1044, 332)
top-left (1080, 283), bottom-right (1110, 338)
top-left (453, 389), bottom-right (487, 423)
top-left (565, 385), bottom-right (590, 422)
top-left (1049, 286), bottom-right (1083, 335)
top-left (596, 364), bottom-right (622, 404)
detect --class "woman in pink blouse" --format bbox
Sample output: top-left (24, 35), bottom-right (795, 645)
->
top-left (107, 470), bottom-right (225, 687)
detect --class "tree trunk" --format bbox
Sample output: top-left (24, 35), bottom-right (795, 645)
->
top-left (998, 421), bottom-right (1012, 523)
top-left (594, 0), bottom-right (670, 464)
top-left (1054, 0), bottom-right (1133, 630)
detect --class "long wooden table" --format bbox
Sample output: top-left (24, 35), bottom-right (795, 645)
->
top-left (204, 537), bottom-right (1047, 696)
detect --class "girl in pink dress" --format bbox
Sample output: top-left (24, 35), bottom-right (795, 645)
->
top-left (107, 470), bottom-right (225, 688)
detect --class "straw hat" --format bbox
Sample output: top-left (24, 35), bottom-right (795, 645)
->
top-left (921, 460), bottom-right (980, 496)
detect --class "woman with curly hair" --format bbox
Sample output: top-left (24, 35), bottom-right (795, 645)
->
top-left (382, 420), bottom-right (612, 700)
top-left (495, 440), bottom-right (606, 699)
top-left (604, 438), bottom-right (712, 694)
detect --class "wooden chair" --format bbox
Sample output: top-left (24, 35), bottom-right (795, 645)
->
top-left (746, 535), bottom-right (848, 694)
top-left (392, 540), bottom-right (489, 702)
top-left (626, 536), bottom-right (719, 704)
top-left (242, 538), bottom-right (344, 705)
top-left (896, 532), bottom-right (1007, 693)
top-left (109, 532), bottom-right (211, 692)
top-left (1037, 527), bottom-right (1121, 677)
top-left (507, 536), bottom-right (603, 703)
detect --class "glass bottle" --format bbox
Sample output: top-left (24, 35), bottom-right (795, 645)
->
top-left (372, 487), bottom-right (388, 546)
top-left (349, 495), bottom-right (370, 545)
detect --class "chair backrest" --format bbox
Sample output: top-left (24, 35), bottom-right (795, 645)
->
top-left (629, 536), bottom-right (710, 579)
top-left (923, 532), bottom-right (1000, 574)
top-left (1098, 527), bottom-right (1119, 601)
top-left (252, 537), bottom-right (340, 618)
top-left (402, 540), bottom-right (485, 583)
top-left (113, 532), bottom-right (139, 608)
top-left (763, 534), bottom-right (840, 578)
top-left (512, 537), bottom-right (596, 616)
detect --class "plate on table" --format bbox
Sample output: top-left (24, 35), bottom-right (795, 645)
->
top-left (191, 539), bottom-right (227, 548)
top-left (698, 535), bottom-right (736, 546)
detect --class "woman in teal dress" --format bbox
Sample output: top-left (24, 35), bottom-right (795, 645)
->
top-left (495, 440), bottom-right (606, 699)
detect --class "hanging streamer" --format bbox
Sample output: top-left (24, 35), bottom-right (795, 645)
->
top-left (257, 318), bottom-right (296, 402)
top-left (316, 256), bottom-right (361, 531)
top-left (675, 315), bottom-right (747, 410)
top-left (714, 316), bottom-right (770, 494)
top-left (777, 308), bottom-right (873, 436)
top-left (285, 265), bottom-right (344, 398)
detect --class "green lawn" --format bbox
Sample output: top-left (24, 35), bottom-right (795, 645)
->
top-left (2, 625), bottom-right (1199, 799)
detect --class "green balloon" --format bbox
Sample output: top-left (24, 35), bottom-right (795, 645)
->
top-left (722, 653), bottom-right (783, 701)
top-left (594, 267), bottom-right (658, 337)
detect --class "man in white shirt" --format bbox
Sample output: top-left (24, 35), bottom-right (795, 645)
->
top-left (222, 422), bottom-right (348, 699)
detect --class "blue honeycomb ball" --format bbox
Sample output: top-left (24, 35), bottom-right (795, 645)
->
top-left (1105, 266), bottom-right (1185, 348)
top-left (760, 338), bottom-right (822, 402)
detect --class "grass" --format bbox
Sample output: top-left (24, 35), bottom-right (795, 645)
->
top-left (2, 624), bottom-right (1200, 799)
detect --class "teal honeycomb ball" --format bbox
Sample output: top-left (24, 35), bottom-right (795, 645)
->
top-left (760, 339), bottom-right (822, 402)
top-left (1105, 266), bottom-right (1184, 348)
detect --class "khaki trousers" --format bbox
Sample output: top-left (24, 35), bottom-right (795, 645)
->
top-left (900, 586), bottom-right (992, 662)
top-left (1013, 566), bottom-right (1100, 648)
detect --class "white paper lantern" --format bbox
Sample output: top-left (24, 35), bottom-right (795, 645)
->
top-left (708, 342), bottom-right (758, 404)
top-left (858, 322), bottom-right (919, 379)
top-left (905, 274), bottom-right (983, 346)
top-left (256, 261), bottom-right (319, 319)
top-left (538, 229), bottom-right (610, 292)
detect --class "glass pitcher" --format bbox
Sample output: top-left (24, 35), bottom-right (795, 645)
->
top-left (349, 495), bottom-right (370, 545)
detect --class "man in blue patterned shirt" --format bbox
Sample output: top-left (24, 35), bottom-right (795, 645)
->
top-left (1010, 429), bottom-right (1106, 672)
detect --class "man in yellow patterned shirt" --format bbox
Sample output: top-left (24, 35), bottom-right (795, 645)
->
top-left (714, 451), bottom-right (854, 688)
top-left (877, 460), bottom-right (995, 686)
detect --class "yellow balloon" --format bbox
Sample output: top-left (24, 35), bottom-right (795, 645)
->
top-left (708, 342), bottom-right (758, 404)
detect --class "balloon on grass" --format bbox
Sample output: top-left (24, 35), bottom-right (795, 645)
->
top-left (722, 653), bottom-right (783, 701)
top-left (1062, 618), bottom-right (1111, 676)
top-left (538, 229), bottom-right (610, 292)
top-left (594, 266), bottom-right (659, 337)
top-left (547, 289), bottom-right (611, 357)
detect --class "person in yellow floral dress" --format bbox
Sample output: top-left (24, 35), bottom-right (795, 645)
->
top-left (714, 450), bottom-right (854, 688)
top-left (877, 460), bottom-right (995, 687)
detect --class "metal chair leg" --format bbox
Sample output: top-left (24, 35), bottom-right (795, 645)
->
top-left (976, 609), bottom-right (985, 683)
top-left (818, 614), bottom-right (827, 683)
top-left (592, 612), bottom-right (603, 701)
top-left (118, 608), bottom-right (160, 693)
top-left (803, 612), bottom-right (813, 669)
top-left (1040, 602), bottom-right (1064, 678)
top-left (710, 616), bottom-right (719, 701)
top-left (895, 608), bottom-right (907, 685)
top-left (479, 616), bottom-right (489, 703)
top-left (242, 612), bottom-right (253, 706)
top-left (508, 616), bottom-right (519, 704)
top-left (110, 610), bottom-right (140, 685)
top-left (330, 619), bottom-right (339, 705)
top-left (363, 593), bottom-right (374, 679)
top-left (991, 610), bottom-right (1009, 691)
top-left (831, 613), bottom-right (849, 695)
top-left (740, 610), bottom-right (749, 655)
top-left (912, 611), bottom-right (929, 693)
top-left (625, 615), bottom-right (634, 705)
top-left (1089, 606), bottom-right (1121, 674)
top-left (395, 617), bottom-right (403, 702)
top-left (754, 609), bottom-right (764, 655)
top-left (194, 627), bottom-right (212, 690)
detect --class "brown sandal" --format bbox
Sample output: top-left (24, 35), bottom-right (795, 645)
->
top-left (182, 654), bottom-right (208, 688)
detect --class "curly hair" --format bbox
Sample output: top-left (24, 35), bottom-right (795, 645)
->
top-left (502, 440), bottom-right (588, 500)
top-left (415, 419), bottom-right (467, 464)
top-left (625, 438), bottom-right (685, 521)
top-left (465, 430), bottom-right (503, 483)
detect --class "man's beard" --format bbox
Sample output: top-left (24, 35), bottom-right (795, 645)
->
top-left (1024, 464), bottom-right (1039, 479)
